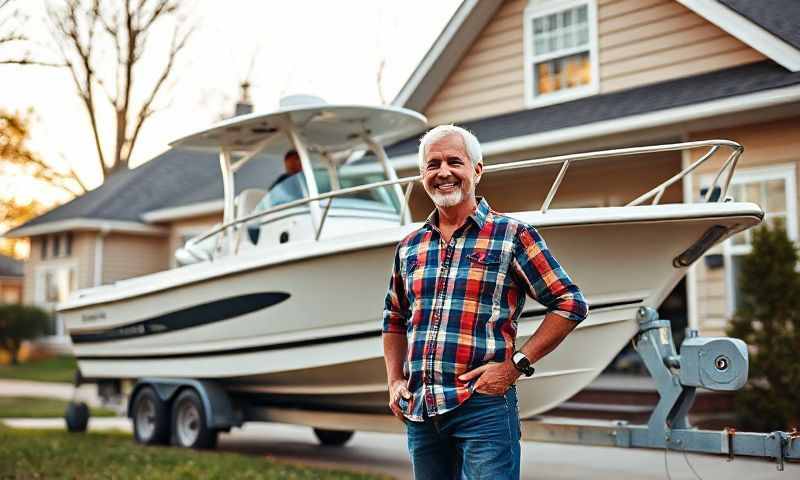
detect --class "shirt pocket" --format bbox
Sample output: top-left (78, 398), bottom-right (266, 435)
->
top-left (466, 250), bottom-right (504, 307)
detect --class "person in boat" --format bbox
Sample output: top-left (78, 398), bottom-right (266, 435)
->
top-left (263, 149), bottom-right (307, 206)
top-left (382, 124), bottom-right (589, 479)
top-left (269, 149), bottom-right (303, 191)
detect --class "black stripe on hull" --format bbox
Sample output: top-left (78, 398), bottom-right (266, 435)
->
top-left (76, 329), bottom-right (381, 360)
top-left (74, 299), bottom-right (642, 361)
top-left (70, 292), bottom-right (290, 344)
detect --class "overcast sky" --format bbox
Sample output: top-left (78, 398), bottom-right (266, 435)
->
top-left (1, 0), bottom-right (460, 198)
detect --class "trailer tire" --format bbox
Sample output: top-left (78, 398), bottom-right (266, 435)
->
top-left (313, 428), bottom-right (354, 446)
top-left (131, 386), bottom-right (170, 445)
top-left (65, 401), bottom-right (89, 433)
top-left (171, 388), bottom-right (218, 449)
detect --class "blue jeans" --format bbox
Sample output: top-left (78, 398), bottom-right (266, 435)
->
top-left (405, 386), bottom-right (521, 479)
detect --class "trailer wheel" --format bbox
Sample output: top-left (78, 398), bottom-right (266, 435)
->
top-left (131, 386), bottom-right (170, 445)
top-left (313, 428), bottom-right (354, 446)
top-left (171, 388), bottom-right (218, 449)
top-left (65, 401), bottom-right (89, 433)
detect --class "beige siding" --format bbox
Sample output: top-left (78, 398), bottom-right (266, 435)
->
top-left (166, 214), bottom-right (221, 268)
top-left (598, 0), bottom-right (765, 93)
top-left (22, 240), bottom-right (36, 304)
top-left (423, 0), bottom-right (765, 123)
top-left (102, 233), bottom-right (169, 284)
top-left (23, 233), bottom-right (95, 304)
top-left (688, 117), bottom-right (800, 335)
top-left (425, 0), bottom-right (526, 125)
top-left (73, 233), bottom-right (96, 289)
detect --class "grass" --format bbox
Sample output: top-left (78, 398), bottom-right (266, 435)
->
top-left (0, 355), bottom-right (78, 383)
top-left (0, 396), bottom-right (116, 418)
top-left (0, 426), bottom-right (389, 480)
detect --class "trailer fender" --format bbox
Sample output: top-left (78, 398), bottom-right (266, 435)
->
top-left (129, 378), bottom-right (243, 430)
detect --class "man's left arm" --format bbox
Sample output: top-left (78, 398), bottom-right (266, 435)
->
top-left (460, 224), bottom-right (588, 394)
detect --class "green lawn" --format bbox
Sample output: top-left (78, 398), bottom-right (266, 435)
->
top-left (0, 396), bottom-right (116, 418)
top-left (0, 355), bottom-right (77, 383)
top-left (0, 426), bottom-right (388, 480)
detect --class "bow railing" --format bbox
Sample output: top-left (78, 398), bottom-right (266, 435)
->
top-left (187, 139), bottom-right (743, 255)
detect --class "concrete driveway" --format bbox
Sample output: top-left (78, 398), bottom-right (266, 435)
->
top-left (2, 417), bottom-right (796, 479)
top-left (216, 422), bottom-right (798, 480)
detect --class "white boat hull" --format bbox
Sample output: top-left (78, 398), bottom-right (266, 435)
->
top-left (62, 203), bottom-right (761, 419)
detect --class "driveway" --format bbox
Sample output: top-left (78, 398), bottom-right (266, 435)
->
top-left (5, 416), bottom-right (794, 480)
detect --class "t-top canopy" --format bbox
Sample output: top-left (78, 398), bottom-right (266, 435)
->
top-left (169, 100), bottom-right (428, 156)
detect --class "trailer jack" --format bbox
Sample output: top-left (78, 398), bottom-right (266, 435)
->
top-left (523, 307), bottom-right (799, 471)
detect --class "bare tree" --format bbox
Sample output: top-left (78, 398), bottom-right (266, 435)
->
top-left (0, 0), bottom-right (62, 66)
top-left (46, 0), bottom-right (193, 179)
top-left (2, 0), bottom-right (194, 182)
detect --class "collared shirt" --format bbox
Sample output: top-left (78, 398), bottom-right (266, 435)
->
top-left (382, 198), bottom-right (588, 421)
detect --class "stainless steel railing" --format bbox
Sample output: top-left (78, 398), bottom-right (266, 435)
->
top-left (187, 139), bottom-right (743, 254)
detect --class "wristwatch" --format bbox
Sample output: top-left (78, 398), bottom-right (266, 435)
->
top-left (511, 350), bottom-right (535, 377)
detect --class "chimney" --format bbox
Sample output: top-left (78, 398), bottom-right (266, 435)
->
top-left (234, 80), bottom-right (253, 116)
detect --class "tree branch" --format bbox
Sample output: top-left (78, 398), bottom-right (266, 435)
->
top-left (122, 19), bottom-right (192, 168)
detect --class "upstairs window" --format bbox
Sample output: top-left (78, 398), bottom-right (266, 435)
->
top-left (524, 0), bottom-right (598, 107)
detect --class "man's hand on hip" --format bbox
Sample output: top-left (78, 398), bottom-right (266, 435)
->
top-left (459, 359), bottom-right (521, 396)
top-left (388, 378), bottom-right (411, 419)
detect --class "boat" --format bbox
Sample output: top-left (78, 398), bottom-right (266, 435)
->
top-left (59, 97), bottom-right (763, 421)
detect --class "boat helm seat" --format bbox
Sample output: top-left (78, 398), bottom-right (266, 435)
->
top-left (235, 189), bottom-right (267, 220)
top-left (174, 225), bottom-right (221, 266)
top-left (235, 189), bottom-right (266, 249)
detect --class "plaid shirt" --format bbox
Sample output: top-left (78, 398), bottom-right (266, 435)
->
top-left (383, 198), bottom-right (588, 421)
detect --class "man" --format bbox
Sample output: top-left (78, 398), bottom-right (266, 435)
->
top-left (268, 149), bottom-right (303, 191)
top-left (382, 125), bottom-right (588, 479)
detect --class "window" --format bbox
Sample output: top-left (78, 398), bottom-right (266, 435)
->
top-left (53, 235), bottom-right (61, 257)
top-left (35, 264), bottom-right (78, 338)
top-left (40, 235), bottom-right (48, 259)
top-left (703, 164), bottom-right (798, 316)
top-left (65, 233), bottom-right (73, 256)
top-left (523, 0), bottom-right (599, 107)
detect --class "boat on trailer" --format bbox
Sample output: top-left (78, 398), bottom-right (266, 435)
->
top-left (61, 98), bottom-right (763, 438)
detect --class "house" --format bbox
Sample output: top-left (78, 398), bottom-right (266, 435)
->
top-left (0, 254), bottom-right (23, 304)
top-left (5, 0), bottom-right (800, 348)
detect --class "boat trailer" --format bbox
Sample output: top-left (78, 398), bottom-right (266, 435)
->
top-left (67, 306), bottom-right (798, 469)
top-left (520, 306), bottom-right (799, 470)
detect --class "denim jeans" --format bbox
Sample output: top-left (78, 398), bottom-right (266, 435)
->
top-left (405, 386), bottom-right (521, 480)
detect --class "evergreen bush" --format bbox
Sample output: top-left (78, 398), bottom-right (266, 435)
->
top-left (0, 304), bottom-right (51, 364)
top-left (727, 224), bottom-right (800, 431)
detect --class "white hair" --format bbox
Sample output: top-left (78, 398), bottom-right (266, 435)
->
top-left (417, 124), bottom-right (483, 172)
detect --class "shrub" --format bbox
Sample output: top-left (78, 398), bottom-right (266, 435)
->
top-left (0, 304), bottom-right (52, 365)
top-left (727, 224), bottom-right (800, 431)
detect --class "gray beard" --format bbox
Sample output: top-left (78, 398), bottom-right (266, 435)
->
top-left (430, 188), bottom-right (464, 208)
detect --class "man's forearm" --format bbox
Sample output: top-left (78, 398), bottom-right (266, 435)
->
top-left (383, 332), bottom-right (408, 383)
top-left (517, 312), bottom-right (578, 364)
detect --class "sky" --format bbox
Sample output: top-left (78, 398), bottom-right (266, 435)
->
top-left (1, 0), bottom-right (461, 199)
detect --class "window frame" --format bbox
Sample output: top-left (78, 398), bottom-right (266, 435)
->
top-left (701, 163), bottom-right (798, 317)
top-left (33, 261), bottom-right (79, 340)
top-left (523, 0), bottom-right (600, 109)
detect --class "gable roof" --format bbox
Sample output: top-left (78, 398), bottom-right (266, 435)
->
top-left (393, 0), bottom-right (503, 112)
top-left (385, 60), bottom-right (800, 165)
top-left (0, 254), bottom-right (23, 277)
top-left (678, 0), bottom-right (800, 71)
top-left (395, 0), bottom-right (800, 112)
top-left (718, 0), bottom-right (800, 51)
top-left (7, 147), bottom-right (283, 237)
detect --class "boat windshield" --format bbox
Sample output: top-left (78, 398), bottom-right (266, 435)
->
top-left (254, 168), bottom-right (399, 214)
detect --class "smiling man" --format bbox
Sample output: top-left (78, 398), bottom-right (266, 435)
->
top-left (382, 124), bottom-right (588, 479)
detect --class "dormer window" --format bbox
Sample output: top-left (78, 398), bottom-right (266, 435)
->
top-left (524, 0), bottom-right (599, 108)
